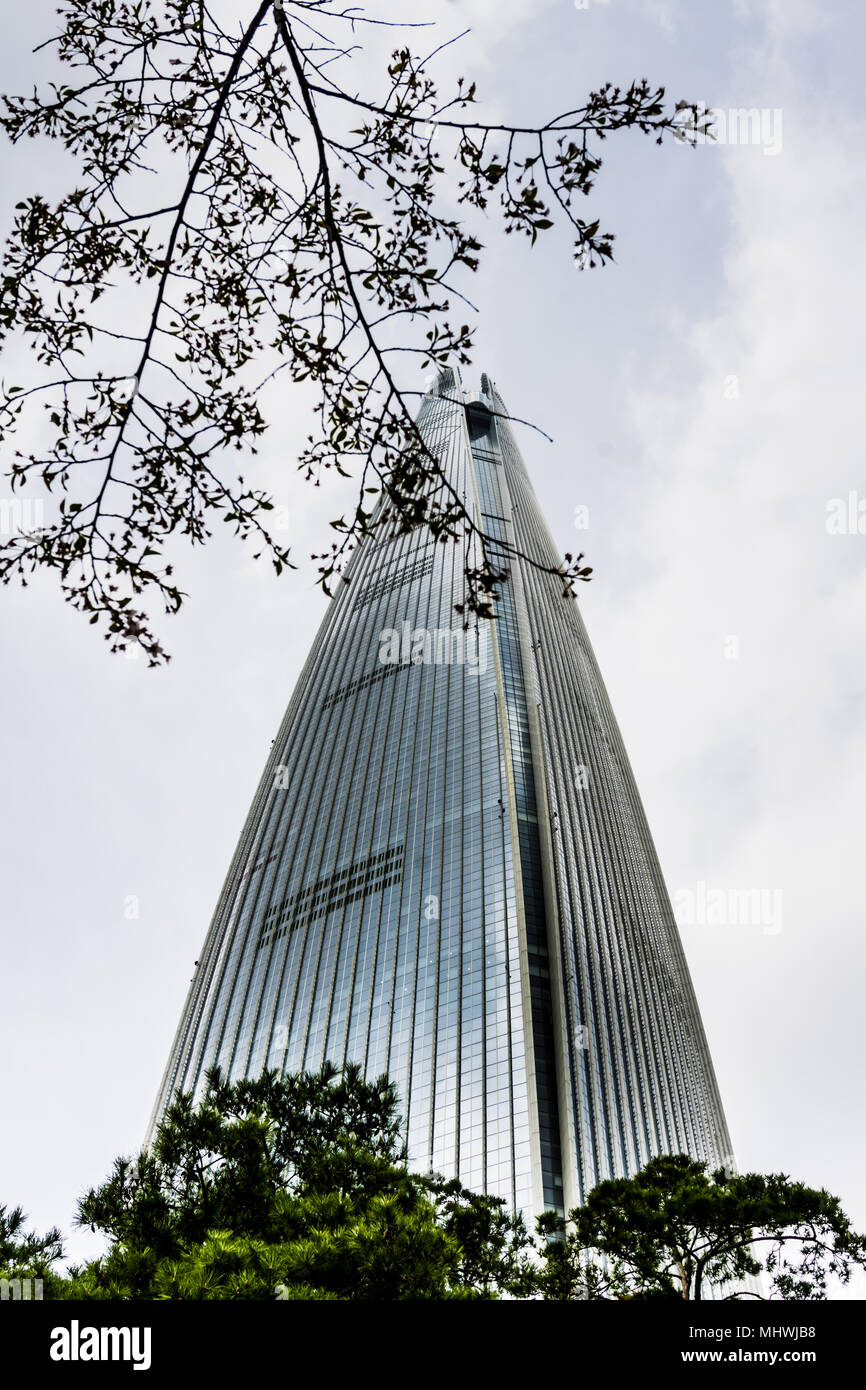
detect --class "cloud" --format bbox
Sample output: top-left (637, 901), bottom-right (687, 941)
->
top-left (593, 5), bottom-right (866, 1252)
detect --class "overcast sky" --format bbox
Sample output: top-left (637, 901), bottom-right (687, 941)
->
top-left (1, 0), bottom-right (864, 1291)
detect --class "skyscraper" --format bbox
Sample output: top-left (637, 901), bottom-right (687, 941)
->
top-left (146, 368), bottom-right (733, 1223)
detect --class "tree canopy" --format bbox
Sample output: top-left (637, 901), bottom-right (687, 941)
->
top-left (0, 0), bottom-right (710, 662)
top-left (0, 1202), bottom-right (66, 1297)
top-left (535, 1153), bottom-right (866, 1301)
top-left (3, 1078), bottom-right (864, 1299)
top-left (64, 1062), bottom-right (531, 1299)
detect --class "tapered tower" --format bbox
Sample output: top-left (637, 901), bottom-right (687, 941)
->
top-left (146, 369), bottom-right (733, 1221)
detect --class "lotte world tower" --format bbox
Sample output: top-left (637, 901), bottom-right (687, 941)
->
top-left (146, 368), bottom-right (733, 1222)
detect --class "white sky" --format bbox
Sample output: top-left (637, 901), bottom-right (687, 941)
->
top-left (1, 0), bottom-right (864, 1292)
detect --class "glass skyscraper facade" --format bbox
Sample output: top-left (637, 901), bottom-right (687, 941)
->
top-left (146, 369), bottom-right (733, 1223)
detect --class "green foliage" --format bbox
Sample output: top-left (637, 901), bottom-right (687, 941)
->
top-left (0, 1203), bottom-right (67, 1297)
top-left (534, 1154), bottom-right (866, 1301)
top-left (61, 1062), bottom-right (530, 1299)
top-left (0, 1203), bottom-right (63, 1270)
top-left (4, 1105), bottom-right (865, 1301)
